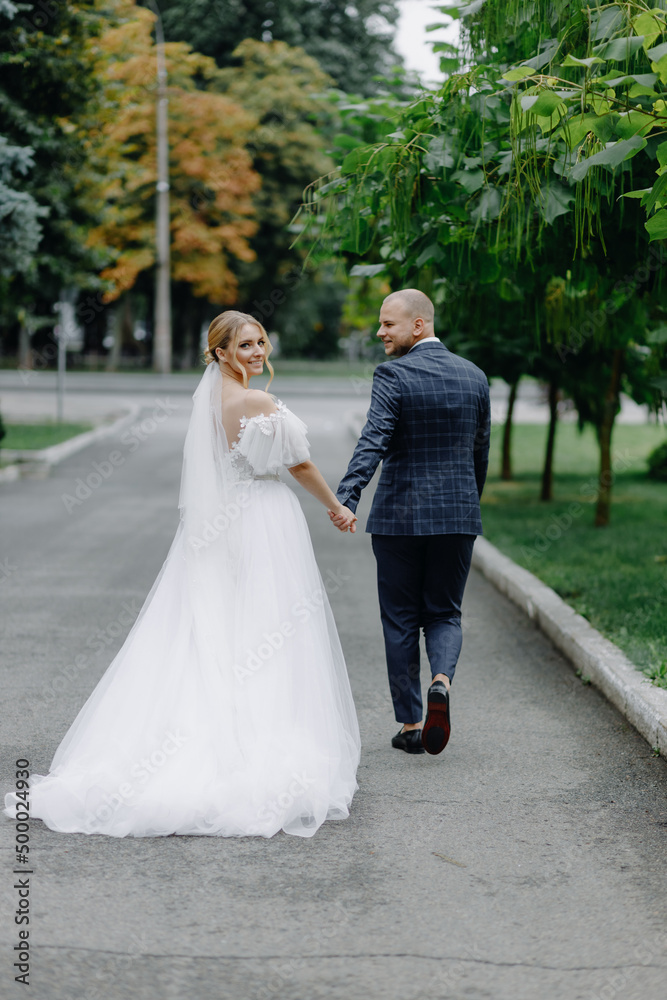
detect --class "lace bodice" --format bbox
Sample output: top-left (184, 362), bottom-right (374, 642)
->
top-left (228, 399), bottom-right (310, 482)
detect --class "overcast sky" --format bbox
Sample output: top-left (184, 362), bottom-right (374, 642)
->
top-left (393, 0), bottom-right (460, 84)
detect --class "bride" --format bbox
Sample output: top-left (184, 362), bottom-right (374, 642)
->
top-left (5, 311), bottom-right (361, 838)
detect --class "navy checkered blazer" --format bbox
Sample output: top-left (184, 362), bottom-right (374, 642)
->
top-left (336, 340), bottom-right (491, 535)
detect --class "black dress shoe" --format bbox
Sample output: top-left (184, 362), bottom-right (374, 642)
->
top-left (421, 681), bottom-right (451, 755)
top-left (391, 728), bottom-right (425, 754)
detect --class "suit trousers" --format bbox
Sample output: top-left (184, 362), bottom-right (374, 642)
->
top-left (371, 533), bottom-right (476, 724)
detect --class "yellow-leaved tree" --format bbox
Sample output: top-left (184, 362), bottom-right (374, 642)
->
top-left (82, 0), bottom-right (261, 306)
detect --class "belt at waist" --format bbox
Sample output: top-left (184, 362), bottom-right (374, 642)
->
top-left (253, 473), bottom-right (280, 481)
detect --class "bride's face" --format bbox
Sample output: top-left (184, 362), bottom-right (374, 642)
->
top-left (220, 324), bottom-right (266, 378)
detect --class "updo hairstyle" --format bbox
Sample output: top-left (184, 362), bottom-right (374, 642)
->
top-left (204, 310), bottom-right (274, 389)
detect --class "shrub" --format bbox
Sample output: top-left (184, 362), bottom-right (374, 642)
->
top-left (647, 440), bottom-right (667, 482)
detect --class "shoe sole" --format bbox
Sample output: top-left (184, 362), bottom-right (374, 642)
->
top-left (422, 689), bottom-right (450, 755)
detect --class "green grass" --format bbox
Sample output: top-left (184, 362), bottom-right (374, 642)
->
top-left (482, 421), bottom-right (667, 686)
top-left (1, 422), bottom-right (93, 450)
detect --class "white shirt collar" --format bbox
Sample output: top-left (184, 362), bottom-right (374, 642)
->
top-left (408, 336), bottom-right (439, 352)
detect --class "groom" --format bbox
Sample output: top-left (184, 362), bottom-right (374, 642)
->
top-left (332, 289), bottom-right (490, 755)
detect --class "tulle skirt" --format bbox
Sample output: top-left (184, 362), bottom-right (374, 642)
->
top-left (4, 479), bottom-right (360, 838)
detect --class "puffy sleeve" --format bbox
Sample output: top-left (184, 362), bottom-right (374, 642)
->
top-left (235, 401), bottom-right (310, 475)
top-left (278, 406), bottom-right (311, 468)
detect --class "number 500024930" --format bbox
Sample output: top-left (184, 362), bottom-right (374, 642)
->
top-left (13, 759), bottom-right (31, 862)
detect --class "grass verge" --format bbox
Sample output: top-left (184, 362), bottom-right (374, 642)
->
top-left (481, 421), bottom-right (667, 688)
top-left (2, 422), bottom-right (93, 450)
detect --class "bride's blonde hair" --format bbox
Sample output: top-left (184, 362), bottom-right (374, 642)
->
top-left (204, 310), bottom-right (274, 389)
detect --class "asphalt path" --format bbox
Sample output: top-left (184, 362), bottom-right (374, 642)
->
top-left (0, 368), bottom-right (651, 423)
top-left (1, 383), bottom-right (667, 1000)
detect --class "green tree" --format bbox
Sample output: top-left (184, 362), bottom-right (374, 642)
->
top-left (215, 38), bottom-right (335, 322)
top-left (0, 0), bottom-right (111, 359)
top-left (307, 0), bottom-right (667, 525)
top-left (153, 0), bottom-right (403, 96)
top-left (0, 135), bottom-right (47, 280)
top-left (274, 261), bottom-right (347, 357)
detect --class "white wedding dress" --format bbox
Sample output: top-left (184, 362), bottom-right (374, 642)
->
top-left (4, 363), bottom-right (360, 838)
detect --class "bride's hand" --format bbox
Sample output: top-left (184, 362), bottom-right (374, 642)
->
top-left (327, 504), bottom-right (357, 533)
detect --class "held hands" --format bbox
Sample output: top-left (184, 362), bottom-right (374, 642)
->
top-left (327, 504), bottom-right (357, 533)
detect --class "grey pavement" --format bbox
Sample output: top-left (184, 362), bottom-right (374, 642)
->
top-left (1, 385), bottom-right (667, 1000)
top-left (0, 368), bottom-right (656, 424)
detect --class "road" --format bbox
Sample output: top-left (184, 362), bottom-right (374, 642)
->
top-left (1, 380), bottom-right (666, 1000)
top-left (0, 367), bottom-right (653, 423)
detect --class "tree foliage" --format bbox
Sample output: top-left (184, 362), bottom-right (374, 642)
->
top-left (0, 0), bottom-right (110, 328)
top-left (0, 135), bottom-right (47, 277)
top-left (214, 37), bottom-right (335, 313)
top-left (84, 1), bottom-right (261, 305)
top-left (154, 0), bottom-right (403, 96)
top-left (305, 0), bottom-right (667, 525)
top-left (0, 0), bottom-right (368, 364)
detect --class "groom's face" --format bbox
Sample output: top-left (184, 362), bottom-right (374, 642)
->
top-left (377, 301), bottom-right (421, 357)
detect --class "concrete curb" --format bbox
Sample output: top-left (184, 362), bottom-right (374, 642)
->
top-left (0, 463), bottom-right (21, 483)
top-left (472, 536), bottom-right (667, 757)
top-left (0, 404), bottom-right (141, 481)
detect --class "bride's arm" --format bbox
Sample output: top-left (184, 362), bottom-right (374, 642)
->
top-left (288, 462), bottom-right (357, 533)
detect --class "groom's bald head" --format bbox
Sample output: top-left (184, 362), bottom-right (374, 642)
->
top-left (377, 288), bottom-right (437, 357)
top-left (383, 289), bottom-right (435, 328)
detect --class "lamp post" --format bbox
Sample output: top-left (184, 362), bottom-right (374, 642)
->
top-left (53, 290), bottom-right (82, 421)
top-left (149, 1), bottom-right (171, 374)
